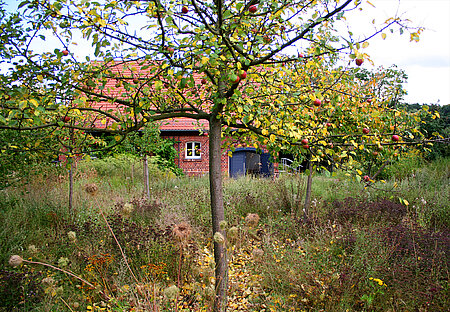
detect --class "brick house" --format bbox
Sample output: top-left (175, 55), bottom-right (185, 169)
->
top-left (158, 117), bottom-right (274, 177)
top-left (86, 61), bottom-right (275, 177)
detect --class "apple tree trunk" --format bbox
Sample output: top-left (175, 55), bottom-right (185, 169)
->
top-left (303, 159), bottom-right (313, 220)
top-left (209, 116), bottom-right (228, 312)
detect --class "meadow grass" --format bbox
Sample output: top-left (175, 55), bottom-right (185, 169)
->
top-left (0, 155), bottom-right (448, 311)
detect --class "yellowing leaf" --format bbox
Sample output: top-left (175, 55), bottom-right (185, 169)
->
top-left (381, 33), bottom-right (386, 40)
top-left (270, 134), bottom-right (276, 142)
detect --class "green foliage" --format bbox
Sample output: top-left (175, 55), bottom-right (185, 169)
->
top-left (92, 125), bottom-right (182, 176)
top-left (0, 129), bottom-right (61, 189)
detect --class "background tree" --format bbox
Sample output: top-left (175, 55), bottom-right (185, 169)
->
top-left (0, 1), bottom-right (426, 310)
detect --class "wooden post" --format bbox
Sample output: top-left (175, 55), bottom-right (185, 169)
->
top-left (143, 155), bottom-right (150, 199)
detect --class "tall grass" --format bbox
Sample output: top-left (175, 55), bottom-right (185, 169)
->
top-left (0, 155), bottom-right (448, 311)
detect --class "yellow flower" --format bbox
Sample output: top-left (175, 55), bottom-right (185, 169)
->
top-left (370, 277), bottom-right (385, 286)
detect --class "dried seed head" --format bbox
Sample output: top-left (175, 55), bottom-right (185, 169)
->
top-left (42, 277), bottom-right (55, 285)
top-left (245, 213), bottom-right (260, 227)
top-left (84, 183), bottom-right (98, 196)
top-left (213, 232), bottom-right (225, 244)
top-left (252, 248), bottom-right (264, 262)
top-left (227, 226), bottom-right (239, 240)
top-left (28, 245), bottom-right (38, 254)
top-left (172, 221), bottom-right (192, 242)
top-left (9, 255), bottom-right (23, 267)
top-left (122, 203), bottom-right (134, 218)
top-left (67, 231), bottom-right (77, 242)
top-left (58, 257), bottom-right (70, 267)
top-left (219, 220), bottom-right (228, 230)
top-left (163, 285), bottom-right (179, 300)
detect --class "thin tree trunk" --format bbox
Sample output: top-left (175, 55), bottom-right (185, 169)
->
top-left (209, 116), bottom-right (228, 312)
top-left (143, 155), bottom-right (150, 199)
top-left (131, 161), bottom-right (134, 184)
top-left (69, 161), bottom-right (74, 219)
top-left (303, 160), bottom-right (313, 220)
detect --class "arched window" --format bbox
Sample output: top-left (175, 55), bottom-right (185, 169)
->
top-left (185, 141), bottom-right (201, 159)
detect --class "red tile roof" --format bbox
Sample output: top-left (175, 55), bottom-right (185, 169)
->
top-left (84, 60), bottom-right (210, 131)
top-left (159, 117), bottom-right (208, 131)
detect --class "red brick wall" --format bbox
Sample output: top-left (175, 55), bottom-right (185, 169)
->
top-left (163, 134), bottom-right (229, 176)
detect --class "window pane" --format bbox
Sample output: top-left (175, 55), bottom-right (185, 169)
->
top-left (194, 142), bottom-right (201, 156)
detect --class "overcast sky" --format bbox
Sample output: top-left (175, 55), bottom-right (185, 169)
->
top-left (353, 0), bottom-right (450, 105)
top-left (2, 0), bottom-right (449, 105)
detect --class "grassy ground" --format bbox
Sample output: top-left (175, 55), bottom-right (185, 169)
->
top-left (0, 155), bottom-right (448, 311)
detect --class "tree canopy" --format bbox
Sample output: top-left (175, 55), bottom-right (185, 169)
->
top-left (0, 1), bottom-right (433, 310)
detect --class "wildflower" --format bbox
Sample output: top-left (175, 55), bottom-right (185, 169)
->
top-left (163, 285), bottom-right (179, 300)
top-left (84, 183), bottom-right (98, 196)
top-left (369, 277), bottom-right (385, 286)
top-left (213, 232), bottom-right (225, 244)
top-left (172, 221), bottom-right (192, 242)
top-left (67, 231), bottom-right (77, 242)
top-left (9, 255), bottom-right (23, 267)
top-left (245, 213), bottom-right (260, 227)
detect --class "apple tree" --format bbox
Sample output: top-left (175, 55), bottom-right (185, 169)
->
top-left (0, 0), bottom-right (425, 310)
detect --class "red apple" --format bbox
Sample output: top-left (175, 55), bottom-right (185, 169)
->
top-left (201, 78), bottom-right (207, 85)
top-left (362, 128), bottom-right (370, 134)
top-left (367, 98), bottom-right (372, 103)
top-left (313, 98), bottom-right (321, 106)
top-left (181, 6), bottom-right (188, 14)
top-left (249, 5), bottom-right (257, 13)
top-left (392, 134), bottom-right (400, 142)
top-left (298, 53), bottom-right (304, 58)
top-left (239, 71), bottom-right (247, 80)
top-left (372, 151), bottom-right (378, 156)
top-left (301, 138), bottom-right (308, 145)
top-left (326, 122), bottom-right (332, 128)
top-left (62, 116), bottom-right (70, 122)
top-left (363, 175), bottom-right (370, 182)
top-left (303, 144), bottom-right (309, 149)
top-left (355, 58), bottom-right (363, 66)
top-left (62, 50), bottom-right (69, 56)
top-left (230, 75), bottom-right (240, 84)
